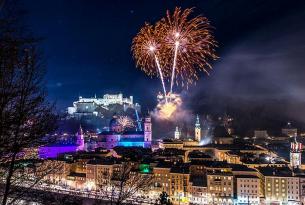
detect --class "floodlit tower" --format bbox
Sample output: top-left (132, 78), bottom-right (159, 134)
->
top-left (195, 115), bottom-right (201, 142)
top-left (174, 126), bottom-right (181, 139)
top-left (290, 135), bottom-right (302, 169)
top-left (144, 117), bottom-right (152, 148)
top-left (76, 125), bottom-right (85, 151)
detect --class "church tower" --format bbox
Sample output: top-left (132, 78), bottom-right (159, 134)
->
top-left (76, 125), bottom-right (85, 151)
top-left (144, 117), bottom-right (152, 148)
top-left (174, 126), bottom-right (181, 139)
top-left (290, 135), bottom-right (302, 169)
top-left (195, 115), bottom-right (201, 142)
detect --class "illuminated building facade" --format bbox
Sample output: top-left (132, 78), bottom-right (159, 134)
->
top-left (153, 163), bottom-right (172, 196)
top-left (76, 126), bottom-right (85, 151)
top-left (38, 127), bottom-right (85, 159)
top-left (290, 137), bottom-right (302, 169)
top-left (259, 167), bottom-right (301, 205)
top-left (254, 130), bottom-right (269, 139)
top-left (174, 126), bottom-right (181, 139)
top-left (38, 144), bottom-right (78, 159)
top-left (236, 175), bottom-right (260, 204)
top-left (67, 93), bottom-right (140, 116)
top-left (170, 166), bottom-right (190, 204)
top-left (98, 116), bottom-right (152, 149)
top-left (299, 177), bottom-right (305, 204)
top-left (195, 115), bottom-right (201, 142)
top-left (85, 159), bottom-right (120, 190)
top-left (207, 170), bottom-right (234, 205)
top-left (189, 176), bottom-right (208, 205)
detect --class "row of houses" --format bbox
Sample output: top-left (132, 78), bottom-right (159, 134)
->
top-left (41, 149), bottom-right (305, 205)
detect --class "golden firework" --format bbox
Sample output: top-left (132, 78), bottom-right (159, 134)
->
top-left (131, 22), bottom-right (169, 98)
top-left (117, 116), bottom-right (135, 130)
top-left (160, 7), bottom-right (218, 89)
top-left (131, 7), bottom-right (218, 91)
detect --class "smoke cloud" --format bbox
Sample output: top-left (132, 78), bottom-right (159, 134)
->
top-left (188, 10), bottom-right (305, 132)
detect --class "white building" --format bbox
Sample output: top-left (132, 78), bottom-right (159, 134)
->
top-left (254, 130), bottom-right (268, 139)
top-left (207, 170), bottom-right (234, 205)
top-left (299, 177), bottom-right (305, 204)
top-left (67, 93), bottom-right (140, 115)
top-left (174, 126), bottom-right (181, 139)
top-left (236, 175), bottom-right (260, 205)
top-left (189, 175), bottom-right (208, 205)
top-left (287, 177), bottom-right (300, 204)
top-left (259, 167), bottom-right (301, 205)
top-left (290, 137), bottom-right (302, 169)
top-left (195, 115), bottom-right (201, 142)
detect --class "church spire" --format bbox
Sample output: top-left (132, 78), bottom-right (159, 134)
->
top-left (195, 115), bottom-right (200, 128)
top-left (76, 125), bottom-right (84, 151)
top-left (175, 126), bottom-right (180, 139)
top-left (195, 115), bottom-right (201, 142)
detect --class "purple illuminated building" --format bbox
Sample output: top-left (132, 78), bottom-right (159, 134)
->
top-left (98, 116), bottom-right (152, 149)
top-left (76, 126), bottom-right (85, 151)
top-left (39, 117), bottom-right (152, 158)
top-left (39, 126), bottom-right (85, 159)
top-left (38, 144), bottom-right (78, 159)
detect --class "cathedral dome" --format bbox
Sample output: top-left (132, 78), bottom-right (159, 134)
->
top-left (109, 115), bottom-right (123, 133)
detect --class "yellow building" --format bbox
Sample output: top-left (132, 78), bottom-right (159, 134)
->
top-left (170, 166), bottom-right (190, 204)
top-left (258, 166), bottom-right (301, 204)
top-left (86, 158), bottom-right (118, 190)
top-left (153, 163), bottom-right (172, 196)
top-left (207, 170), bottom-right (234, 205)
top-left (153, 162), bottom-right (191, 204)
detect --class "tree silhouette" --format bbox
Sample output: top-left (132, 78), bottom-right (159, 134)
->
top-left (155, 192), bottom-right (172, 205)
top-left (0, 2), bottom-right (58, 204)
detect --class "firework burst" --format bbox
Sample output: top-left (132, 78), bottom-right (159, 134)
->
top-left (132, 7), bottom-right (217, 93)
top-left (160, 7), bottom-right (218, 90)
top-left (131, 23), bottom-right (168, 99)
top-left (132, 7), bottom-right (218, 120)
top-left (117, 116), bottom-right (135, 130)
top-left (157, 93), bottom-right (182, 120)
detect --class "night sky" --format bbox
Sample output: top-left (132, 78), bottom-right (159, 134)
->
top-left (18, 0), bottom-right (305, 126)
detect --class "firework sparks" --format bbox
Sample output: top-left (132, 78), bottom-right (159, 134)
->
top-left (154, 93), bottom-right (182, 120)
top-left (117, 116), bottom-right (135, 130)
top-left (132, 7), bottom-right (217, 93)
top-left (132, 7), bottom-right (218, 120)
top-left (160, 7), bottom-right (218, 90)
top-left (131, 23), bottom-right (168, 101)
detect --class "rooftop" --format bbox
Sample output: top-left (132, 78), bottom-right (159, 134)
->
top-left (170, 164), bottom-right (190, 174)
top-left (188, 151), bottom-right (212, 159)
top-left (206, 170), bottom-right (233, 176)
top-left (258, 166), bottom-right (294, 177)
top-left (235, 175), bottom-right (259, 179)
top-left (229, 164), bottom-right (257, 172)
top-left (155, 161), bottom-right (174, 169)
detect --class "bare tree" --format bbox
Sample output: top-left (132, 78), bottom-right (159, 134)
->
top-left (97, 162), bottom-right (153, 205)
top-left (0, 2), bottom-right (58, 204)
top-left (155, 192), bottom-right (173, 205)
